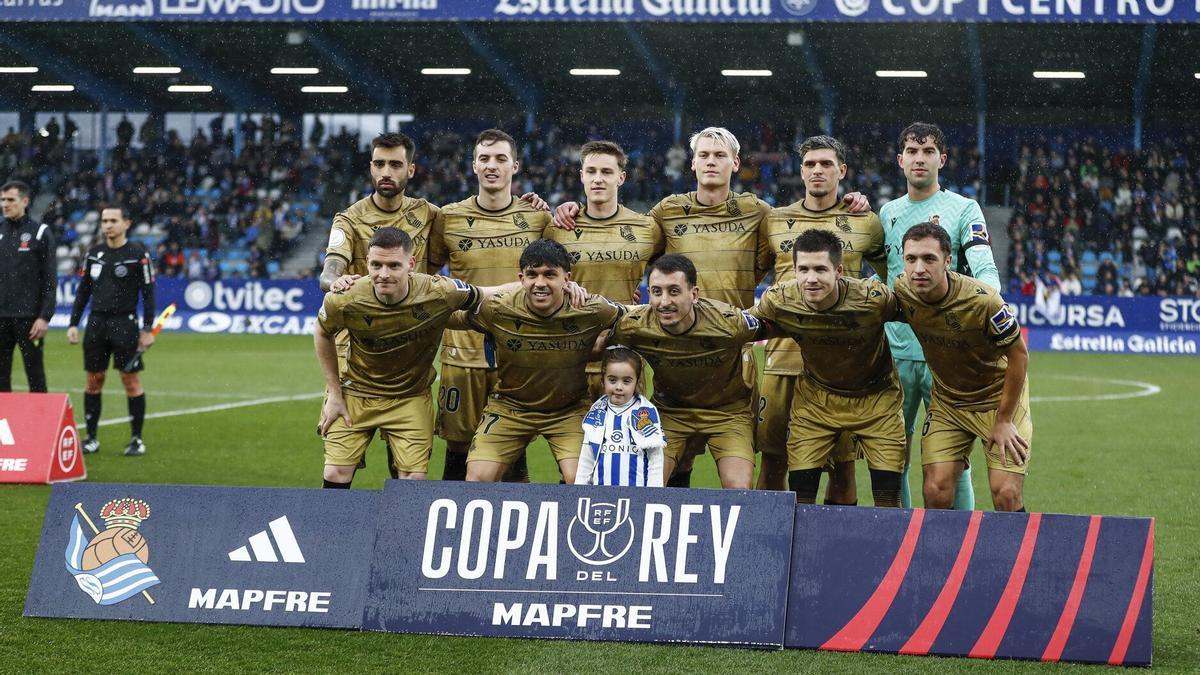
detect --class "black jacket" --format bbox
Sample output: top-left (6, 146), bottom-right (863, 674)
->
top-left (0, 215), bottom-right (57, 320)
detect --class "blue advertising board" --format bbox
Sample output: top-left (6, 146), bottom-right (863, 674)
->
top-left (5, 0), bottom-right (1198, 22)
top-left (785, 506), bottom-right (1154, 666)
top-left (54, 276), bottom-right (323, 335)
top-left (25, 482), bottom-right (380, 628)
top-left (1009, 296), bottom-right (1200, 356)
top-left (362, 481), bottom-right (795, 647)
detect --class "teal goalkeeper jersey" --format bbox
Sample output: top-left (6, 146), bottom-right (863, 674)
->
top-left (881, 188), bottom-right (1001, 361)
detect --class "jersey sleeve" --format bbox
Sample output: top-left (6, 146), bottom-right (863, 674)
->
top-left (317, 293), bottom-right (345, 335)
top-left (866, 279), bottom-right (901, 322)
top-left (69, 251), bottom-right (94, 327)
top-left (591, 295), bottom-right (626, 330)
top-left (325, 212), bottom-right (354, 263)
top-left (427, 208), bottom-right (449, 268)
top-left (37, 224), bottom-right (57, 321)
top-left (734, 307), bottom-right (766, 343)
top-left (864, 212), bottom-right (888, 271)
top-left (138, 245), bottom-right (156, 329)
top-left (985, 294), bottom-right (1021, 348)
top-left (754, 198), bottom-right (775, 282)
top-left (957, 200), bottom-right (1000, 290)
top-left (432, 275), bottom-right (482, 313)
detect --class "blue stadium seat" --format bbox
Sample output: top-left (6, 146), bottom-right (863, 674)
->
top-left (266, 260), bottom-right (281, 275)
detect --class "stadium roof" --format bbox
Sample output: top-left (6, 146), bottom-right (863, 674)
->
top-left (0, 21), bottom-right (1195, 127)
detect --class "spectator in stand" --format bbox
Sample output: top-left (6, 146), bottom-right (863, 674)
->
top-left (1061, 265), bottom-right (1083, 295)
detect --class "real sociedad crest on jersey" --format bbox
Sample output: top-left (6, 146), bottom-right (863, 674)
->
top-left (65, 498), bottom-right (160, 606)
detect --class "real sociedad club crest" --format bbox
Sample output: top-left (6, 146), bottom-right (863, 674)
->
top-left (567, 497), bottom-right (634, 566)
top-left (65, 499), bottom-right (160, 606)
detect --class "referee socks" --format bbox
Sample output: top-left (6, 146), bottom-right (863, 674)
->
top-left (128, 394), bottom-right (146, 438)
top-left (84, 392), bottom-right (102, 439)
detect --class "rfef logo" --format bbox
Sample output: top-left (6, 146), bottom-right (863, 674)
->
top-left (568, 498), bottom-right (634, 566)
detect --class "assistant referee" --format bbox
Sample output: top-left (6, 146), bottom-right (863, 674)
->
top-left (67, 206), bottom-right (156, 457)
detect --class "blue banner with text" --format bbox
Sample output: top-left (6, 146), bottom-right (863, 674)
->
top-left (362, 480), bottom-right (795, 647)
top-left (24, 482), bottom-right (379, 628)
top-left (54, 276), bottom-right (322, 336)
top-left (1009, 295), bottom-right (1200, 356)
top-left (7, 0), bottom-right (1199, 23)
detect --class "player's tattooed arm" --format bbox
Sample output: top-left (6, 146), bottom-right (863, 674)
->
top-left (320, 256), bottom-right (358, 293)
top-left (988, 337), bottom-right (1031, 467)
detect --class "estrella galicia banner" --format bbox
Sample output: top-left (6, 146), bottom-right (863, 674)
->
top-left (1010, 296), bottom-right (1200, 356)
top-left (363, 481), bottom-right (794, 647)
top-left (6, 0), bottom-right (1199, 23)
top-left (786, 506), bottom-right (1154, 666)
top-left (54, 277), bottom-right (322, 336)
top-left (25, 482), bottom-right (379, 628)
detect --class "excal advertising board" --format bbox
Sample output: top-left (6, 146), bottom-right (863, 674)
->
top-left (55, 277), bottom-right (323, 336)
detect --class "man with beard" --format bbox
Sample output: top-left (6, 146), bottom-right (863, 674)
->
top-left (320, 131), bottom-right (546, 480)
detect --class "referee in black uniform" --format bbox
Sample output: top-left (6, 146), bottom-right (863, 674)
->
top-left (67, 206), bottom-right (156, 457)
top-left (0, 180), bottom-right (56, 393)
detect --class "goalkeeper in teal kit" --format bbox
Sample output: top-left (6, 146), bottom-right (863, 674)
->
top-left (880, 123), bottom-right (1002, 510)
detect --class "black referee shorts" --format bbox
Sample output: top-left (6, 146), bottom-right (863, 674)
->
top-left (84, 313), bottom-right (142, 373)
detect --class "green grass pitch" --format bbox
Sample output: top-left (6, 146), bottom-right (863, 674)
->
top-left (2, 334), bottom-right (1197, 672)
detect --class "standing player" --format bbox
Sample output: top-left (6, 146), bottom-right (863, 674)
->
top-left (609, 255), bottom-right (767, 489)
top-left (749, 229), bottom-right (904, 507)
top-left (429, 129), bottom-right (552, 481)
top-left (66, 206), bottom-right (155, 457)
top-left (756, 136), bottom-right (887, 495)
top-left (556, 127), bottom-right (870, 487)
top-left (321, 132), bottom-right (439, 292)
top-left (314, 228), bottom-right (485, 487)
top-left (894, 223), bottom-right (1030, 511)
top-left (542, 140), bottom-right (663, 398)
top-left (0, 180), bottom-right (56, 393)
top-left (881, 122), bottom-right (1000, 510)
top-left (460, 240), bottom-right (623, 484)
top-left (319, 132), bottom-right (440, 479)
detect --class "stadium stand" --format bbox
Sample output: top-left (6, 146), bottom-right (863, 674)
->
top-left (1005, 135), bottom-right (1200, 297)
top-left (5, 113), bottom-right (1196, 299)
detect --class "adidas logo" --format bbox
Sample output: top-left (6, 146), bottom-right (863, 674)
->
top-left (228, 516), bottom-right (305, 564)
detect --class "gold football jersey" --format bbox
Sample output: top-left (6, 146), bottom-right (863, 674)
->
top-left (612, 298), bottom-right (763, 410)
top-left (326, 195), bottom-right (438, 276)
top-left (649, 191), bottom-right (772, 308)
top-left (428, 197), bottom-right (550, 368)
top-left (894, 271), bottom-right (1022, 410)
top-left (317, 274), bottom-right (481, 398)
top-left (761, 202), bottom-right (886, 375)
top-left (752, 278), bottom-right (899, 396)
top-left (543, 204), bottom-right (662, 304)
top-left (466, 290), bottom-right (622, 412)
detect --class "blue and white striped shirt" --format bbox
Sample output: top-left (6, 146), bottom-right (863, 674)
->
top-left (575, 393), bottom-right (666, 487)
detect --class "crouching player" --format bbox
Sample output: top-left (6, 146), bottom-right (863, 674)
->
top-left (895, 222), bottom-right (1031, 511)
top-left (314, 228), bottom-right (486, 488)
top-left (461, 240), bottom-right (624, 484)
top-left (749, 229), bottom-right (905, 506)
top-left (575, 346), bottom-right (666, 487)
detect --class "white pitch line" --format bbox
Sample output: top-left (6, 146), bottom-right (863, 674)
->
top-left (1032, 375), bottom-right (1161, 402)
top-left (14, 386), bottom-right (254, 400)
top-left (91, 392), bottom-right (324, 428)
